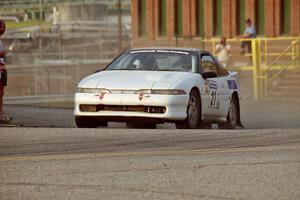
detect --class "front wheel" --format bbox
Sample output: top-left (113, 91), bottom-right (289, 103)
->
top-left (175, 89), bottom-right (201, 129)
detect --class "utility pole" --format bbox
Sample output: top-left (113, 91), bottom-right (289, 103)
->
top-left (39, 0), bottom-right (43, 23)
top-left (118, 0), bottom-right (123, 53)
top-left (38, 0), bottom-right (43, 59)
top-left (38, 0), bottom-right (44, 94)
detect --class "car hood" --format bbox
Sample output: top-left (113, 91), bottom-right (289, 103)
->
top-left (78, 70), bottom-right (192, 90)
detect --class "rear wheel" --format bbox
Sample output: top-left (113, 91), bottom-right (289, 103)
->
top-left (222, 96), bottom-right (239, 129)
top-left (75, 116), bottom-right (108, 128)
top-left (175, 89), bottom-right (201, 129)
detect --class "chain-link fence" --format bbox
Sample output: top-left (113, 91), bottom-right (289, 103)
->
top-left (2, 1), bottom-right (131, 105)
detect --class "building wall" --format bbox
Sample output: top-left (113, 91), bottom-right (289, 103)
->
top-left (131, 0), bottom-right (300, 47)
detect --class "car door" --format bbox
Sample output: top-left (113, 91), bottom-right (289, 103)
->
top-left (200, 53), bottom-right (230, 117)
top-left (212, 55), bottom-right (233, 117)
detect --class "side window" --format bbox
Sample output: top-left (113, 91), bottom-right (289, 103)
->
top-left (201, 55), bottom-right (218, 74)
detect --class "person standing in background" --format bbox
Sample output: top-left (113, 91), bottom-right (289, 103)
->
top-left (240, 18), bottom-right (256, 55)
top-left (0, 20), bottom-right (11, 123)
top-left (215, 36), bottom-right (231, 68)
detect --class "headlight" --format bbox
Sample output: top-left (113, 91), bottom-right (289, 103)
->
top-left (77, 88), bottom-right (111, 93)
top-left (135, 89), bottom-right (186, 95)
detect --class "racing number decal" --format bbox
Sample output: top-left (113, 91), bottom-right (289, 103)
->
top-left (207, 80), bottom-right (219, 109)
top-left (209, 91), bottom-right (219, 109)
top-left (210, 91), bottom-right (217, 107)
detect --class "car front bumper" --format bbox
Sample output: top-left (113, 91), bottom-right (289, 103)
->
top-left (74, 93), bottom-right (190, 121)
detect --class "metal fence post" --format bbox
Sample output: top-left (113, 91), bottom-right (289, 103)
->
top-left (297, 41), bottom-right (299, 69)
top-left (252, 39), bottom-right (263, 101)
top-left (292, 40), bottom-right (295, 69)
top-left (291, 40), bottom-right (297, 69)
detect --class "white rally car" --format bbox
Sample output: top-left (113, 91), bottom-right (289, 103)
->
top-left (74, 48), bottom-right (242, 129)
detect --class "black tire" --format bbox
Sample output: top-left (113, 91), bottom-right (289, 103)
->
top-left (75, 116), bottom-right (108, 128)
top-left (224, 96), bottom-right (239, 129)
top-left (126, 122), bottom-right (156, 129)
top-left (175, 89), bottom-right (201, 129)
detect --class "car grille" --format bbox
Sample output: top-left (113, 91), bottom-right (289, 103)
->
top-left (79, 105), bottom-right (166, 114)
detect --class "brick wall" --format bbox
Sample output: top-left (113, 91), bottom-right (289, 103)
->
top-left (166, 0), bottom-right (175, 41)
top-left (204, 0), bottom-right (213, 38)
top-left (131, 0), bottom-right (300, 46)
top-left (274, 0), bottom-right (282, 36)
top-left (146, 0), bottom-right (155, 40)
top-left (231, 0), bottom-right (238, 36)
top-left (190, 0), bottom-right (197, 36)
top-left (131, 0), bottom-right (138, 41)
top-left (246, 0), bottom-right (255, 24)
top-left (291, 0), bottom-right (300, 36)
top-left (265, 0), bottom-right (275, 37)
top-left (182, 0), bottom-right (191, 36)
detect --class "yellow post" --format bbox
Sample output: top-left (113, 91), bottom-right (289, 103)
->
top-left (264, 39), bottom-right (268, 65)
top-left (298, 41), bottom-right (299, 69)
top-left (291, 40), bottom-right (296, 69)
top-left (295, 39), bottom-right (299, 69)
top-left (252, 39), bottom-right (263, 101)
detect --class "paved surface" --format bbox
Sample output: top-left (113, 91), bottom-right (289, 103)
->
top-left (1, 100), bottom-right (300, 199)
top-left (0, 128), bottom-right (300, 200)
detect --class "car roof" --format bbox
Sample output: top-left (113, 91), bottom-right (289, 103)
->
top-left (129, 47), bottom-right (209, 53)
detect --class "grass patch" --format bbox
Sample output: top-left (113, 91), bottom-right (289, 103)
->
top-left (6, 21), bottom-right (50, 30)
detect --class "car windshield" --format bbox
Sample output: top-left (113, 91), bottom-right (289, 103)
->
top-left (106, 50), bottom-right (197, 72)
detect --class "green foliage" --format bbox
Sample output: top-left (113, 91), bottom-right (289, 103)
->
top-left (6, 21), bottom-right (49, 30)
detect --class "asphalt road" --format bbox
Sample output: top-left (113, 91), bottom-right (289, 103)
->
top-left (0, 128), bottom-right (300, 200)
top-left (1, 100), bottom-right (300, 199)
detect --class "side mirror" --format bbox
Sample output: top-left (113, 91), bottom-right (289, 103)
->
top-left (202, 70), bottom-right (218, 79)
